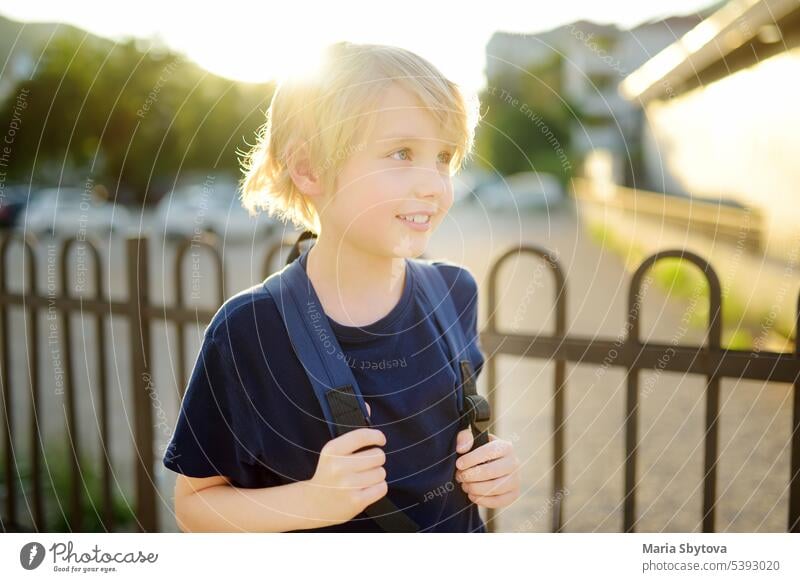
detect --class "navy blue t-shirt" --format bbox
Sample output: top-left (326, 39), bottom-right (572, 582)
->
top-left (163, 249), bottom-right (486, 532)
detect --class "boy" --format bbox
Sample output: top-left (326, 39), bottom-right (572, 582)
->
top-left (163, 41), bottom-right (520, 532)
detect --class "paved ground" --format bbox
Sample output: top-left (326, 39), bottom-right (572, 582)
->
top-left (1, 199), bottom-right (794, 532)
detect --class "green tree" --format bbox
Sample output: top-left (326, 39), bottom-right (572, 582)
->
top-left (474, 54), bottom-right (575, 181)
top-left (0, 30), bottom-right (274, 204)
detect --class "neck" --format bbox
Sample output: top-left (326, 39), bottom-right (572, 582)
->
top-left (305, 231), bottom-right (407, 327)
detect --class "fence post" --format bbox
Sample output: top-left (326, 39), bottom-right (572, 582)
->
top-left (126, 236), bottom-right (157, 532)
top-left (790, 293), bottom-right (800, 533)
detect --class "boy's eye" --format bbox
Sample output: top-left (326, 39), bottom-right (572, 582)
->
top-left (388, 148), bottom-right (454, 165)
top-left (389, 148), bottom-right (412, 161)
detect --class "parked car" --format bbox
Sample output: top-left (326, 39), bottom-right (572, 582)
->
top-left (151, 179), bottom-right (280, 242)
top-left (0, 185), bottom-right (33, 229)
top-left (473, 171), bottom-right (564, 211)
top-left (452, 167), bottom-right (495, 205)
top-left (22, 187), bottom-right (133, 237)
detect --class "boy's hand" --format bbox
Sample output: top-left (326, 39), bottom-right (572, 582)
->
top-left (307, 403), bottom-right (388, 527)
top-left (454, 429), bottom-right (520, 509)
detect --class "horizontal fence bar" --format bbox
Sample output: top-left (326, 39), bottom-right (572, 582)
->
top-left (480, 332), bottom-right (800, 383)
top-left (0, 292), bottom-right (217, 324)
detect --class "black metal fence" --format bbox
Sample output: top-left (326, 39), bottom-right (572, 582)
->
top-left (0, 233), bottom-right (289, 533)
top-left (1, 235), bottom-right (798, 532)
top-left (480, 246), bottom-right (800, 533)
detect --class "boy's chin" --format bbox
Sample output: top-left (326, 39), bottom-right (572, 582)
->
top-left (389, 234), bottom-right (429, 259)
top-left (395, 249), bottom-right (426, 260)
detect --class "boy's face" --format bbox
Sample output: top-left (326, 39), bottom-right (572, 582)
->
top-left (318, 83), bottom-right (455, 259)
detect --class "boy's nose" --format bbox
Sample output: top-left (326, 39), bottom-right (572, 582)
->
top-left (413, 169), bottom-right (450, 200)
top-left (414, 184), bottom-right (446, 202)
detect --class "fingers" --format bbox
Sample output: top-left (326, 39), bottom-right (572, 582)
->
top-left (456, 455), bottom-right (515, 483)
top-left (346, 466), bottom-right (387, 489)
top-left (455, 434), bottom-right (510, 471)
top-left (460, 473), bottom-right (517, 497)
top-left (349, 446), bottom-right (386, 471)
top-left (455, 428), bottom-right (474, 454)
top-left (468, 489), bottom-right (519, 509)
top-left (360, 480), bottom-right (389, 505)
top-left (325, 427), bottom-right (386, 456)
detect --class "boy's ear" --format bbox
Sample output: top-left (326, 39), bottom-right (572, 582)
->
top-left (286, 139), bottom-right (323, 198)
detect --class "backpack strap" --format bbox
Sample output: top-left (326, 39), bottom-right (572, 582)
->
top-left (406, 260), bottom-right (491, 452)
top-left (286, 229), bottom-right (316, 265)
top-left (264, 254), bottom-right (368, 437)
top-left (263, 247), bottom-right (420, 532)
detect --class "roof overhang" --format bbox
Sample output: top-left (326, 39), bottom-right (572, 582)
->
top-left (620, 0), bottom-right (800, 103)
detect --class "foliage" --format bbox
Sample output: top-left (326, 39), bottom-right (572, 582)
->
top-left (0, 30), bottom-right (274, 204)
top-left (1, 437), bottom-right (136, 532)
top-left (474, 55), bottom-right (576, 181)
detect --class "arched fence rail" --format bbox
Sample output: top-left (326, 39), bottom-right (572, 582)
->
top-left (0, 234), bottom-right (292, 532)
top-left (480, 245), bottom-right (800, 533)
top-left (1, 236), bottom-right (798, 532)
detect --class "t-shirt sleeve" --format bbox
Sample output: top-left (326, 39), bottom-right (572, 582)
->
top-left (434, 262), bottom-right (485, 378)
top-left (458, 267), bottom-right (485, 378)
top-left (162, 332), bottom-right (256, 484)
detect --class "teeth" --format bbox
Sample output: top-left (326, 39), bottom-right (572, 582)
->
top-left (397, 214), bottom-right (430, 224)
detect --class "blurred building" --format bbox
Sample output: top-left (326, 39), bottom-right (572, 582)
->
top-left (620, 0), bottom-right (800, 263)
top-left (485, 12), bottom-right (706, 173)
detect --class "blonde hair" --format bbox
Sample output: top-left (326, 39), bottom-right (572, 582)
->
top-left (238, 41), bottom-right (481, 235)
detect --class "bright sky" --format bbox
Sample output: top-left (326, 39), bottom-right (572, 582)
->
top-left (0, 0), bottom-right (717, 93)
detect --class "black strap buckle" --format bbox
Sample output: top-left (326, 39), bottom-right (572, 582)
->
top-left (465, 393), bottom-right (491, 430)
top-left (325, 385), bottom-right (420, 532)
top-left (458, 359), bottom-right (491, 438)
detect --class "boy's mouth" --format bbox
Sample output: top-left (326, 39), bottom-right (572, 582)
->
top-left (395, 213), bottom-right (432, 232)
top-left (395, 213), bottom-right (431, 224)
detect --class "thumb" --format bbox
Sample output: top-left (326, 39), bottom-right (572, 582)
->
top-left (365, 401), bottom-right (371, 418)
top-left (456, 428), bottom-right (473, 454)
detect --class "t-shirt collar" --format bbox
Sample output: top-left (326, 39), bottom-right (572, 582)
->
top-left (298, 246), bottom-right (415, 342)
